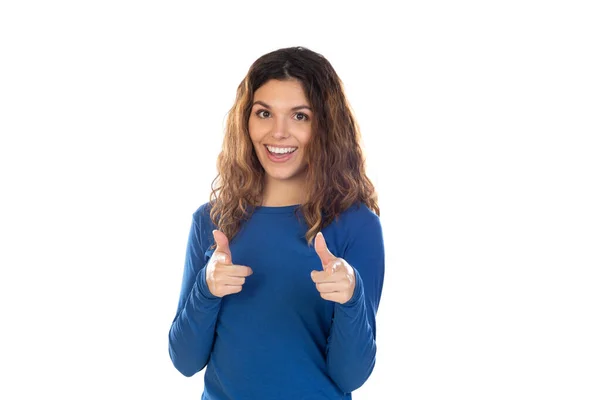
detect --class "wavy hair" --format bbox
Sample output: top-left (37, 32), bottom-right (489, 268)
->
top-left (208, 46), bottom-right (379, 248)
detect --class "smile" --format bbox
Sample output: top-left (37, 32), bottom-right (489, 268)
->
top-left (264, 145), bottom-right (298, 163)
top-left (265, 145), bottom-right (298, 155)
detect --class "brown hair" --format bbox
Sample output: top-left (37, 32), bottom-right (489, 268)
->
top-left (208, 46), bottom-right (379, 248)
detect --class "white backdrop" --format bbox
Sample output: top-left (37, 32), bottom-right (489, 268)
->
top-left (1, 1), bottom-right (599, 399)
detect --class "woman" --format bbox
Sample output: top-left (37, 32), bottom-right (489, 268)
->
top-left (168, 46), bottom-right (385, 400)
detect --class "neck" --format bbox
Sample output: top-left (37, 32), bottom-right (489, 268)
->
top-left (261, 175), bottom-right (307, 207)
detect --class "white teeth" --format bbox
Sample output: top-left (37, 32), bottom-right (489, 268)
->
top-left (266, 145), bottom-right (297, 154)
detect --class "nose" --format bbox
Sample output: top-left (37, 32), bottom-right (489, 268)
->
top-left (271, 115), bottom-right (290, 139)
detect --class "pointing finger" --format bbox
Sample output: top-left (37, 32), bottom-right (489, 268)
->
top-left (223, 264), bottom-right (253, 277)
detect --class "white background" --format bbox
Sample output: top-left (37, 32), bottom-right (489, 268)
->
top-left (1, 1), bottom-right (599, 399)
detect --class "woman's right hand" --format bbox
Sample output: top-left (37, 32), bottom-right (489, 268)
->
top-left (206, 230), bottom-right (253, 297)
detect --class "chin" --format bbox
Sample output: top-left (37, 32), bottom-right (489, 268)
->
top-left (263, 165), bottom-right (305, 181)
top-left (266, 171), bottom-right (299, 181)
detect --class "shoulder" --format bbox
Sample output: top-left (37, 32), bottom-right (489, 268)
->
top-left (191, 201), bottom-right (217, 244)
top-left (336, 202), bottom-right (381, 232)
top-left (192, 201), bottom-right (213, 223)
top-left (322, 202), bottom-right (382, 257)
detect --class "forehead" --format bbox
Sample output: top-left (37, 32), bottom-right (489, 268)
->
top-left (253, 79), bottom-right (309, 106)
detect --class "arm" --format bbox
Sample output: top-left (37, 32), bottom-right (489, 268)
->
top-left (325, 217), bottom-right (385, 393)
top-left (168, 212), bottom-right (222, 377)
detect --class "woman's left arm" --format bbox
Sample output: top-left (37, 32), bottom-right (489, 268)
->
top-left (313, 217), bottom-right (386, 393)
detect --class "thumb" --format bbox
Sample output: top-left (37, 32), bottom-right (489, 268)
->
top-left (314, 232), bottom-right (336, 268)
top-left (212, 229), bottom-right (232, 264)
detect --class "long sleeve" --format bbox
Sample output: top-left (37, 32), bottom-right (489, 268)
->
top-left (168, 211), bottom-right (222, 377)
top-left (325, 217), bottom-right (385, 393)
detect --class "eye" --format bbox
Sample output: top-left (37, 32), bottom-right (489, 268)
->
top-left (255, 109), bottom-right (270, 118)
top-left (294, 112), bottom-right (310, 121)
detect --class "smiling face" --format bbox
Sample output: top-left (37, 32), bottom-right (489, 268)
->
top-left (248, 79), bottom-right (313, 185)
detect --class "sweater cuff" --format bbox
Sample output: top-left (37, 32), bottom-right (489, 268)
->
top-left (336, 267), bottom-right (364, 312)
top-left (195, 266), bottom-right (221, 301)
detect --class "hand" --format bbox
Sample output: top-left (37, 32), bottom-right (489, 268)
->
top-left (311, 232), bottom-right (356, 304)
top-left (205, 230), bottom-right (253, 297)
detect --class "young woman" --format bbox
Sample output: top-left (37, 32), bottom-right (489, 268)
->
top-left (168, 46), bottom-right (385, 400)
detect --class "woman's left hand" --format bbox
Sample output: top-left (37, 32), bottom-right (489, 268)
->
top-left (311, 232), bottom-right (356, 304)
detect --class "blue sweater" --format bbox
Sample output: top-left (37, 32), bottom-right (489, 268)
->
top-left (168, 202), bottom-right (385, 399)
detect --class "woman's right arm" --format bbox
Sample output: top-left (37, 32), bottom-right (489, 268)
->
top-left (168, 210), bottom-right (222, 377)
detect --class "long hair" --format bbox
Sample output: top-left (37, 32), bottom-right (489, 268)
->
top-left (208, 46), bottom-right (379, 248)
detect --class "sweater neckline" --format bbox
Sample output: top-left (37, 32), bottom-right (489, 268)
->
top-left (252, 204), bottom-right (301, 214)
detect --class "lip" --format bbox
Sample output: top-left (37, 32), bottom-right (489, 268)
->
top-left (264, 144), bottom-right (297, 163)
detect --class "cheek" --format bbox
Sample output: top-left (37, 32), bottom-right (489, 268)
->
top-left (247, 121), bottom-right (258, 141)
top-left (252, 142), bottom-right (264, 159)
top-left (249, 122), bottom-right (271, 144)
top-left (299, 128), bottom-right (312, 146)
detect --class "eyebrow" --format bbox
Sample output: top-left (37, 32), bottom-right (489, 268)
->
top-left (252, 100), bottom-right (312, 112)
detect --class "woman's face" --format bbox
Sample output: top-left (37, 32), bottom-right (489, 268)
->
top-left (248, 79), bottom-right (313, 183)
